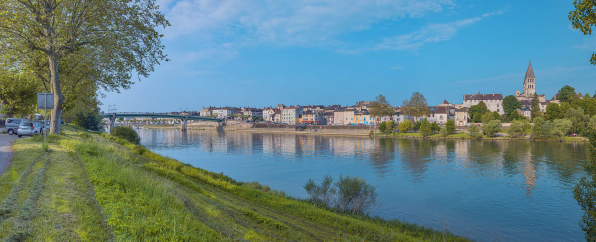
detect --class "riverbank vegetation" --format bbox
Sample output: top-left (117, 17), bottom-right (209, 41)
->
top-left (0, 125), bottom-right (469, 241)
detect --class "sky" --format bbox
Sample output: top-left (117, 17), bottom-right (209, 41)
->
top-left (101, 0), bottom-right (596, 112)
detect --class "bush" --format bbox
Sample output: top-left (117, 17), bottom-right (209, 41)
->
top-left (430, 122), bottom-right (440, 133)
top-left (72, 112), bottom-right (103, 131)
top-left (508, 120), bottom-right (524, 138)
top-left (440, 127), bottom-right (448, 137)
top-left (304, 174), bottom-right (379, 215)
top-left (384, 121), bottom-right (395, 134)
top-left (413, 121), bottom-right (421, 131)
top-left (111, 126), bottom-right (140, 144)
top-left (419, 118), bottom-right (431, 138)
top-left (468, 124), bottom-right (483, 140)
top-left (484, 120), bottom-right (502, 137)
top-left (398, 120), bottom-right (412, 133)
top-left (378, 122), bottom-right (386, 133)
top-left (445, 119), bottom-right (456, 134)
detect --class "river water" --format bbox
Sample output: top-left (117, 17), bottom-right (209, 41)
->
top-left (137, 129), bottom-right (588, 242)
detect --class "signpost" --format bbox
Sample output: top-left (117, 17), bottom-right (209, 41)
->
top-left (37, 93), bottom-right (54, 146)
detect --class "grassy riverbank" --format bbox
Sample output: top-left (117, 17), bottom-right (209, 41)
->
top-left (0, 126), bottom-right (469, 241)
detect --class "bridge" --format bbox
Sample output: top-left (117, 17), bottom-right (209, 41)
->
top-left (102, 112), bottom-right (223, 131)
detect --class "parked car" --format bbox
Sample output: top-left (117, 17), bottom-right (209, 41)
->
top-left (570, 133), bottom-right (578, 137)
top-left (17, 120), bottom-right (42, 137)
top-left (4, 118), bottom-right (23, 135)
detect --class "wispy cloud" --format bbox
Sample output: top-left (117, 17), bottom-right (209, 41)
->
top-left (374, 10), bottom-right (504, 51)
top-left (162, 0), bottom-right (455, 44)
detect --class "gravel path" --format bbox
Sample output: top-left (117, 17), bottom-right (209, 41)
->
top-left (0, 134), bottom-right (18, 176)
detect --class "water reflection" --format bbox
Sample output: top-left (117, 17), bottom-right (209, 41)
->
top-left (139, 129), bottom-right (588, 242)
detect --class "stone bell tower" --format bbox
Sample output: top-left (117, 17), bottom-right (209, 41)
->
top-left (523, 61), bottom-right (535, 97)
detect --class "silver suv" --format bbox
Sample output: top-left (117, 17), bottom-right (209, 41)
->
top-left (17, 120), bottom-right (42, 138)
top-left (4, 118), bottom-right (23, 135)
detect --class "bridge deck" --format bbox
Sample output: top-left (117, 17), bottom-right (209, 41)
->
top-left (102, 113), bottom-right (222, 122)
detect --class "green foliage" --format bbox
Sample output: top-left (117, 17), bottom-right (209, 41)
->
top-left (492, 111), bottom-right (501, 120)
top-left (369, 95), bottom-right (394, 121)
top-left (532, 117), bottom-right (547, 139)
top-left (566, 107), bottom-right (591, 134)
top-left (72, 112), bottom-right (103, 131)
top-left (561, 102), bottom-right (571, 114)
top-left (469, 101), bottom-right (490, 123)
top-left (378, 122), bottom-right (386, 133)
top-left (334, 175), bottom-right (379, 215)
top-left (111, 127), bottom-right (141, 144)
top-left (419, 118), bottom-right (431, 138)
top-left (440, 127), bottom-right (448, 137)
top-left (468, 124), bottom-right (483, 140)
top-left (304, 174), bottom-right (337, 208)
top-left (509, 109), bottom-right (525, 121)
top-left (482, 112), bottom-right (495, 125)
top-left (430, 122), bottom-right (440, 133)
top-left (551, 119), bottom-right (573, 140)
top-left (572, 96), bottom-right (596, 117)
top-left (531, 93), bottom-right (543, 118)
top-left (0, 70), bottom-right (39, 118)
top-left (557, 85), bottom-right (578, 104)
top-left (78, 132), bottom-right (92, 139)
top-left (508, 120), bottom-right (524, 138)
top-left (413, 121), bottom-right (421, 131)
top-left (472, 113), bottom-right (482, 123)
top-left (503, 95), bottom-right (522, 117)
top-left (398, 120), bottom-right (412, 133)
top-left (445, 119), bottom-right (456, 134)
top-left (522, 119), bottom-right (532, 136)
top-left (484, 120), bottom-right (502, 137)
top-left (401, 92), bottom-right (430, 121)
top-left (570, 0), bottom-right (596, 65)
top-left (545, 103), bottom-right (564, 121)
top-left (574, 131), bottom-right (596, 241)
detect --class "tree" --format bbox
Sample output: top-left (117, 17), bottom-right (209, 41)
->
top-left (566, 107), bottom-right (591, 134)
top-left (545, 103), bottom-right (564, 121)
top-left (445, 119), bottom-right (456, 134)
top-left (531, 93), bottom-right (543, 119)
top-left (532, 117), bottom-right (546, 139)
top-left (509, 109), bottom-right (525, 121)
top-left (419, 118), bottom-right (431, 138)
top-left (570, 0), bottom-right (596, 65)
top-left (384, 121), bottom-right (395, 134)
top-left (0, 0), bottom-right (170, 134)
top-left (440, 126), bottom-right (448, 137)
top-left (522, 119), bottom-right (532, 136)
top-left (413, 121), bottom-right (421, 131)
top-left (508, 120), bottom-right (524, 138)
top-left (572, 96), bottom-right (596, 117)
top-left (484, 120), bottom-right (502, 137)
top-left (398, 120), bottom-right (412, 133)
top-left (468, 101), bottom-right (490, 122)
top-left (378, 121), bottom-right (386, 133)
top-left (574, 130), bottom-right (596, 242)
top-left (430, 122), bottom-right (440, 134)
top-left (472, 113), bottom-right (482, 123)
top-left (401, 92), bottom-right (430, 121)
top-left (561, 102), bottom-right (571, 114)
top-left (370, 95), bottom-right (394, 135)
top-left (468, 124), bottom-right (483, 140)
top-left (482, 112), bottom-right (495, 125)
top-left (557, 85), bottom-right (578, 104)
top-left (503, 95), bottom-right (522, 117)
top-left (0, 70), bottom-right (38, 118)
top-left (493, 111), bottom-right (501, 120)
top-left (305, 174), bottom-right (380, 215)
top-left (551, 119), bottom-right (573, 140)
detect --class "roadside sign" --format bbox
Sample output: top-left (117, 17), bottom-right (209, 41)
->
top-left (37, 93), bottom-right (54, 109)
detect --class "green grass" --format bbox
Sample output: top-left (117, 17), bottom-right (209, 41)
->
top-left (387, 132), bottom-right (470, 138)
top-left (0, 126), bottom-right (471, 241)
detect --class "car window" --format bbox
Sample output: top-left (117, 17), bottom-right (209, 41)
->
top-left (21, 121), bottom-right (32, 126)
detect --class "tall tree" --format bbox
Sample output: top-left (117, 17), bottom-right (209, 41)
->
top-left (503, 95), bottom-right (522, 117)
top-left (369, 94), bottom-right (394, 135)
top-left (557, 85), bottom-right (578, 104)
top-left (401, 92), bottom-right (430, 122)
top-left (531, 93), bottom-right (543, 119)
top-left (468, 101), bottom-right (490, 123)
top-left (0, 0), bottom-right (169, 134)
top-left (570, 0), bottom-right (596, 65)
top-left (566, 107), bottom-right (591, 135)
top-left (574, 129), bottom-right (596, 241)
top-left (545, 103), bottom-right (564, 121)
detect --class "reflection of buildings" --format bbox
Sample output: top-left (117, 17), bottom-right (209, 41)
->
top-left (521, 150), bottom-right (536, 198)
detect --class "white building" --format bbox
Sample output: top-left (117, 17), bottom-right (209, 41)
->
top-left (213, 107), bottom-right (241, 119)
top-left (281, 106), bottom-right (303, 125)
top-left (462, 93), bottom-right (504, 115)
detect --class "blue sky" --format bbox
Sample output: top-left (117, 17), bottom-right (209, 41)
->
top-left (101, 0), bottom-right (596, 112)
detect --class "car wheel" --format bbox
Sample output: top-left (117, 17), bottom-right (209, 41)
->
top-left (7, 129), bottom-right (13, 135)
top-left (18, 135), bottom-right (21, 138)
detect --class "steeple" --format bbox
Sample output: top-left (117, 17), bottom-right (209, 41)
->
top-left (525, 61), bottom-right (535, 79)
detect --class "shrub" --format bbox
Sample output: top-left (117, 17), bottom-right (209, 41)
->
top-left (419, 118), bottom-right (431, 138)
top-left (79, 132), bottom-right (92, 139)
top-left (468, 124), bottom-right (483, 140)
top-left (398, 120), bottom-right (412, 133)
top-left (413, 121), bottom-right (421, 131)
top-left (445, 119), bottom-right (456, 134)
top-left (304, 174), bottom-right (379, 215)
top-left (532, 117), bottom-right (546, 139)
top-left (72, 111), bottom-right (103, 131)
top-left (508, 120), bottom-right (524, 138)
top-left (551, 118), bottom-right (572, 140)
top-left (440, 127), bottom-right (448, 137)
top-left (384, 121), bottom-right (395, 134)
top-left (111, 126), bottom-right (140, 144)
top-left (378, 122), bottom-right (386, 133)
top-left (484, 120), bottom-right (501, 137)
top-left (430, 122), bottom-right (440, 133)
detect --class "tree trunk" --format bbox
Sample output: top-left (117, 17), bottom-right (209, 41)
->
top-left (48, 52), bottom-right (64, 134)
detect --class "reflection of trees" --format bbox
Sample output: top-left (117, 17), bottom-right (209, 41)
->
top-left (466, 140), bottom-right (505, 172)
top-left (533, 142), bottom-right (588, 186)
top-left (397, 139), bottom-right (435, 180)
top-left (367, 138), bottom-right (396, 176)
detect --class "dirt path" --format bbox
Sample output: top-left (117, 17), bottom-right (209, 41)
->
top-left (0, 134), bottom-right (18, 176)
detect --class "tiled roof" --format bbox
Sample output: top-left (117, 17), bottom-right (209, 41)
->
top-left (519, 100), bottom-right (532, 107)
top-left (463, 93), bottom-right (503, 101)
top-left (522, 107), bottom-right (531, 111)
top-left (433, 106), bottom-right (449, 114)
top-left (442, 100), bottom-right (449, 104)
top-left (525, 61), bottom-right (535, 79)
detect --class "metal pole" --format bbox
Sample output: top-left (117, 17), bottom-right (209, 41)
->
top-left (44, 93), bottom-right (47, 146)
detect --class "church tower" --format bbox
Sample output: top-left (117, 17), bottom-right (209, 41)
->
top-left (524, 61), bottom-right (535, 97)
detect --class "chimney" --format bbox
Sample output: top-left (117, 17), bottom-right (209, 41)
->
top-left (493, 92), bottom-right (495, 95)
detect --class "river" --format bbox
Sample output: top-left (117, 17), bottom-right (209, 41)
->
top-left (137, 128), bottom-right (588, 242)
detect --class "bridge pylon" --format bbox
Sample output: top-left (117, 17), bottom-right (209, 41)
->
top-left (180, 115), bottom-right (189, 131)
top-left (109, 113), bottom-right (117, 131)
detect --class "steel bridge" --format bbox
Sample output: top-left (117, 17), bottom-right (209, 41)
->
top-left (102, 112), bottom-right (222, 131)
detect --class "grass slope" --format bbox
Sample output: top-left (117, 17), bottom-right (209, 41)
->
top-left (0, 126), bottom-right (470, 241)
